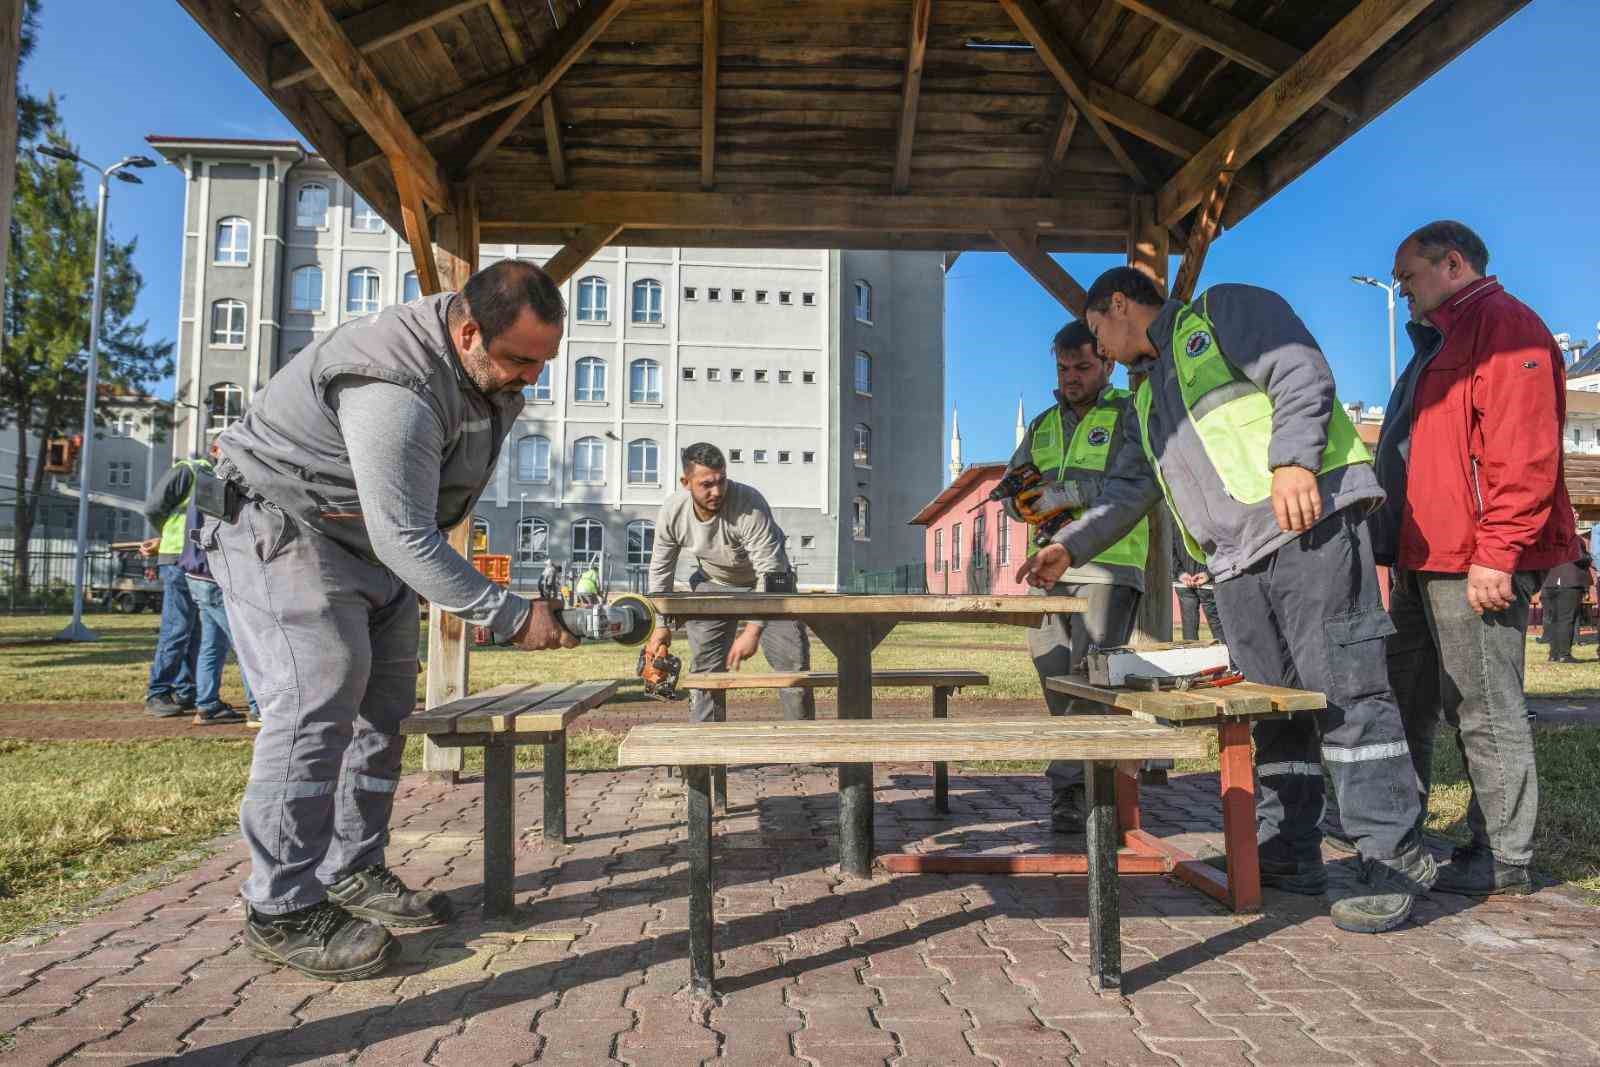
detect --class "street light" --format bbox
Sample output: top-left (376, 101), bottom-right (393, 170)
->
top-left (1351, 274), bottom-right (1401, 391)
top-left (38, 145), bottom-right (157, 643)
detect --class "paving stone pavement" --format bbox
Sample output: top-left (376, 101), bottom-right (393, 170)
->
top-left (2, 765), bottom-right (1597, 1066)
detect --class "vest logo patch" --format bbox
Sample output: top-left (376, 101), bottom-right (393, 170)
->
top-left (1185, 330), bottom-right (1212, 357)
top-left (1087, 426), bottom-right (1112, 446)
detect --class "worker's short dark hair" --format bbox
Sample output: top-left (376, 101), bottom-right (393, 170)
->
top-left (459, 260), bottom-right (566, 345)
top-left (1406, 220), bottom-right (1489, 275)
top-left (681, 441), bottom-right (726, 474)
top-left (1052, 321), bottom-right (1099, 356)
top-left (1084, 266), bottom-right (1167, 314)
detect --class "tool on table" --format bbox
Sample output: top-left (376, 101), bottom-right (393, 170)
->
top-left (1086, 642), bottom-right (1231, 687)
top-left (1124, 665), bottom-right (1245, 692)
top-left (971, 462), bottom-right (1087, 547)
top-left (474, 591), bottom-right (662, 648)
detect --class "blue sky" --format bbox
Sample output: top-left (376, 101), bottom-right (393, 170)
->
top-left (24, 3), bottom-right (1600, 468)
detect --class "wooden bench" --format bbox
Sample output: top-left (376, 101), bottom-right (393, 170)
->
top-left (679, 668), bottom-right (989, 812)
top-left (618, 717), bottom-right (1205, 997)
top-left (401, 679), bottom-right (617, 916)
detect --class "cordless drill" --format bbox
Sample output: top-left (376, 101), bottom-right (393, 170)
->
top-left (974, 463), bottom-right (1087, 547)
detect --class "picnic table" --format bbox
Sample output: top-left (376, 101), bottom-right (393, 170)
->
top-left (647, 593), bottom-right (1084, 876)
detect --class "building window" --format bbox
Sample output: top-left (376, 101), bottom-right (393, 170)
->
top-left (209, 299), bottom-right (246, 347)
top-left (629, 359), bottom-right (662, 404)
top-left (854, 280), bottom-right (872, 322)
top-left (402, 271), bottom-right (421, 302)
top-left (576, 276), bottom-right (608, 323)
top-left (295, 183), bottom-right (329, 229)
top-left (855, 351), bottom-right (872, 395)
top-left (207, 382), bottom-right (244, 431)
top-left (632, 279), bottom-right (664, 324)
top-left (730, 368), bottom-right (744, 383)
top-left (803, 291), bottom-right (816, 307)
top-left (523, 363), bottom-right (553, 402)
top-left (933, 528), bottom-right (944, 572)
top-left (684, 286), bottom-right (698, 300)
top-left (107, 460), bottom-right (133, 487)
top-left (627, 520), bottom-right (655, 568)
top-left (777, 450), bottom-right (791, 463)
top-left (803, 370), bottom-right (816, 384)
top-left (109, 412), bottom-right (136, 438)
top-left (731, 289), bottom-right (745, 303)
top-left (755, 290), bottom-right (768, 303)
top-left (682, 367), bottom-right (696, 381)
top-left (972, 512), bottom-right (987, 570)
top-left (853, 423), bottom-right (871, 467)
top-left (729, 448), bottom-right (742, 462)
top-left (800, 535), bottom-right (814, 548)
top-left (996, 512), bottom-right (1011, 565)
top-left (853, 496), bottom-right (870, 541)
top-left (707, 287), bottom-right (721, 301)
top-left (351, 196), bottom-right (384, 233)
top-left (290, 265), bottom-right (323, 312)
top-left (346, 267), bottom-right (381, 314)
top-left (777, 370), bottom-right (792, 384)
top-left (572, 436), bottom-right (606, 484)
top-left (779, 291), bottom-right (792, 305)
top-left (213, 216), bottom-right (250, 265)
top-left (574, 357), bottom-right (607, 402)
top-left (707, 368), bottom-right (721, 382)
top-left (571, 518), bottom-right (603, 565)
top-left (754, 369), bottom-right (768, 383)
top-left (951, 521), bottom-right (962, 570)
top-left (753, 449), bottom-right (768, 463)
top-left (627, 439), bottom-right (660, 485)
top-left (516, 435), bottom-right (551, 482)
top-left (517, 517), bottom-right (549, 564)
top-left (802, 450), bottom-right (815, 463)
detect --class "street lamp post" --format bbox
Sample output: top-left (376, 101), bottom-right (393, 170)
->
top-left (38, 146), bottom-right (157, 642)
top-left (1351, 274), bottom-right (1400, 391)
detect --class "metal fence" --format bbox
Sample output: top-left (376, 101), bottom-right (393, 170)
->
top-left (0, 545), bottom-right (127, 613)
top-left (926, 552), bottom-right (993, 595)
top-left (845, 562), bottom-right (931, 595)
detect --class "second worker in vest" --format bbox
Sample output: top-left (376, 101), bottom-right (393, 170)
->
top-left (1004, 321), bottom-right (1151, 833)
top-left (1017, 266), bottom-right (1435, 935)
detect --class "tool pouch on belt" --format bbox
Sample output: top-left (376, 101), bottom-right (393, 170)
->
top-left (192, 468), bottom-right (243, 521)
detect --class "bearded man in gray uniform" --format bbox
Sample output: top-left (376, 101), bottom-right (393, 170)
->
top-left (205, 261), bottom-right (578, 981)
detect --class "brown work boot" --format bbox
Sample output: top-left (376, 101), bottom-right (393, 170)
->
top-left (327, 864), bottom-right (453, 928)
top-left (243, 901), bottom-right (397, 981)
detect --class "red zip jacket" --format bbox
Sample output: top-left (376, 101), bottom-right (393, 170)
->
top-left (1381, 277), bottom-right (1579, 574)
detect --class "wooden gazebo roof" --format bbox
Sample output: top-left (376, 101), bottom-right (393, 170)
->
top-left (180, 0), bottom-right (1526, 305)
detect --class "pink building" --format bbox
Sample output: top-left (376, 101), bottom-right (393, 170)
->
top-left (909, 462), bottom-right (1032, 595)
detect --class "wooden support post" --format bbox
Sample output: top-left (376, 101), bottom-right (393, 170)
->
top-left (1085, 759), bottom-right (1121, 992)
top-left (0, 0), bottom-right (23, 292)
top-left (424, 519), bottom-right (472, 781)
top-left (685, 764), bottom-right (716, 999)
top-left (543, 734), bottom-right (567, 844)
top-left (1171, 168), bottom-right (1234, 302)
top-left (932, 686), bottom-right (950, 814)
top-left (1115, 760), bottom-right (1141, 836)
top-left (482, 738), bottom-right (516, 916)
top-left (435, 179), bottom-right (480, 291)
top-left (1218, 720), bottom-right (1262, 912)
top-left (543, 223), bottom-right (624, 286)
top-left (1127, 194), bottom-right (1173, 646)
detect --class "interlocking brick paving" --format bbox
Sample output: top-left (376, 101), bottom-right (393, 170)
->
top-left (1, 765), bottom-right (1596, 1065)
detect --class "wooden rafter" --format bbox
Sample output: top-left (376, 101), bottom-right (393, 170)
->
top-left (1110, 0), bottom-right (1362, 121)
top-left (544, 224), bottom-right (625, 286)
top-left (992, 229), bottom-right (1086, 316)
top-left (270, 0), bottom-right (488, 89)
top-left (1170, 167), bottom-right (1234, 302)
top-left (461, 0), bottom-right (636, 174)
top-left (997, 0), bottom-right (1148, 188)
top-left (701, 0), bottom-right (718, 190)
top-left (479, 225), bottom-right (1132, 254)
top-left (1157, 0), bottom-right (1432, 226)
top-left (892, 0), bottom-right (933, 194)
top-left (1088, 83), bottom-right (1206, 159)
top-left (494, 0), bottom-right (571, 189)
top-left (395, 165), bottom-right (441, 296)
top-left (259, 0), bottom-right (450, 210)
top-left (1035, 102), bottom-right (1080, 195)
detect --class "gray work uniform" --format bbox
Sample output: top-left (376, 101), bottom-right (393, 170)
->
top-left (647, 483), bottom-right (815, 723)
top-left (209, 293), bottom-right (529, 914)
top-left (1005, 389), bottom-right (1145, 790)
top-left (1056, 285), bottom-right (1426, 869)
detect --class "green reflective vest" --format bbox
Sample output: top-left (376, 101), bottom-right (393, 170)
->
top-left (156, 459), bottom-right (211, 557)
top-left (575, 568), bottom-right (600, 597)
top-left (1133, 296), bottom-right (1371, 564)
top-left (1027, 388), bottom-right (1149, 569)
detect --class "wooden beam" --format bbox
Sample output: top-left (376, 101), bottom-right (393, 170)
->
top-left (1127, 194), bottom-right (1169, 290)
top-left (1109, 0), bottom-right (1361, 121)
top-left (997, 0), bottom-right (1148, 188)
top-left (270, 0), bottom-right (488, 90)
top-left (500, 0), bottom-right (572, 190)
top-left (0, 0), bottom-right (22, 294)
top-left (435, 180), bottom-right (480, 292)
top-left (396, 165), bottom-right (441, 296)
top-left (477, 224), bottom-right (1132, 255)
top-left (259, 0), bottom-right (451, 211)
top-left (1171, 169), bottom-right (1232, 302)
top-left (1156, 0), bottom-right (1432, 226)
top-left (1088, 83), bottom-right (1206, 159)
top-left (543, 224), bottom-right (624, 286)
top-left (992, 229), bottom-right (1086, 316)
top-left (892, 0), bottom-right (933, 194)
top-left (700, 0), bottom-right (718, 190)
top-left (1035, 101), bottom-right (1080, 195)
top-left (461, 0), bottom-right (635, 174)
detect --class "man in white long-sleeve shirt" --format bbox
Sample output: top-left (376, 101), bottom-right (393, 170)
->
top-left (645, 442), bottom-right (815, 723)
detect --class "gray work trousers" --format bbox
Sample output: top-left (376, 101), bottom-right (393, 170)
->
top-left (1029, 581), bottom-right (1142, 790)
top-left (685, 574), bottom-right (815, 723)
top-left (1212, 508), bottom-right (1423, 867)
top-left (205, 502), bottom-right (419, 914)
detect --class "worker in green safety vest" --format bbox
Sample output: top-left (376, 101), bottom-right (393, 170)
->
top-left (1015, 266), bottom-right (1435, 938)
top-left (1002, 320), bottom-right (1152, 834)
top-left (139, 455), bottom-right (213, 718)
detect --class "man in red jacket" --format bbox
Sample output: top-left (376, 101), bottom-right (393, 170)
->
top-left (1365, 220), bottom-right (1580, 897)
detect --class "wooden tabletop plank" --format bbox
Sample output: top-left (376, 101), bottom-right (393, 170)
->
top-left (402, 681), bottom-right (556, 734)
top-left (510, 679), bottom-right (619, 732)
top-left (616, 717), bottom-right (1208, 767)
top-left (400, 678), bottom-right (620, 735)
top-left (1046, 676), bottom-right (1321, 721)
top-left (454, 681), bottom-right (576, 733)
top-left (681, 668), bottom-right (990, 690)
top-left (649, 593), bottom-right (1085, 621)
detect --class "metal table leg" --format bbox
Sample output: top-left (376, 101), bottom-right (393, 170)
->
top-left (834, 625), bottom-right (874, 876)
top-left (543, 732), bottom-right (566, 845)
top-left (932, 686), bottom-right (950, 814)
top-left (684, 764), bottom-right (716, 998)
top-left (483, 739), bottom-right (516, 917)
top-left (1085, 759), bottom-right (1121, 992)
top-left (711, 703), bottom-right (728, 814)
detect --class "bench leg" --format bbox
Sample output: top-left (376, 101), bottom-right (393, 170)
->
top-left (711, 705), bottom-right (728, 814)
top-left (1084, 759), bottom-right (1121, 993)
top-left (684, 764), bottom-right (716, 999)
top-left (932, 686), bottom-right (950, 814)
top-left (483, 739), bottom-right (516, 918)
top-left (1218, 720), bottom-right (1261, 913)
top-left (543, 733), bottom-right (567, 846)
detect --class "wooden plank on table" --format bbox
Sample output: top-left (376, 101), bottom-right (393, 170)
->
top-left (616, 718), bottom-right (1208, 767)
top-left (1046, 676), bottom-right (1272, 720)
top-left (402, 681), bottom-right (559, 734)
top-left (681, 668), bottom-right (990, 690)
top-left (1225, 682), bottom-right (1325, 714)
top-left (453, 681), bottom-right (576, 733)
top-left (509, 679), bottom-right (619, 732)
top-left (648, 593), bottom-right (1086, 618)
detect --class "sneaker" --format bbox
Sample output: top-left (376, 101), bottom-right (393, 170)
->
top-left (1433, 845), bottom-right (1533, 897)
top-left (327, 864), bottom-right (453, 929)
top-left (243, 901), bottom-right (397, 981)
top-left (245, 709), bottom-right (263, 730)
top-left (1330, 847), bottom-right (1436, 934)
top-left (193, 703), bottom-right (247, 725)
top-left (1050, 785), bottom-right (1085, 834)
top-left (1204, 853), bottom-right (1328, 896)
top-left (145, 694), bottom-right (188, 718)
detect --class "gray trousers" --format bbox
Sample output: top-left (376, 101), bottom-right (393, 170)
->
top-left (1029, 581), bottom-right (1142, 790)
top-left (205, 502), bottom-right (419, 914)
top-left (1213, 509), bottom-right (1423, 867)
top-left (686, 574), bottom-right (815, 723)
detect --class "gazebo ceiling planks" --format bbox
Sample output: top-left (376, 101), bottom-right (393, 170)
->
top-left (180, 0), bottom-right (1529, 264)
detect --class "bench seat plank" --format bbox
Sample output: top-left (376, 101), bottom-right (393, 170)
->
top-left (401, 679), bottom-right (619, 735)
top-left (682, 668), bottom-right (989, 690)
top-left (617, 718), bottom-right (1206, 767)
top-left (1046, 677), bottom-right (1322, 722)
